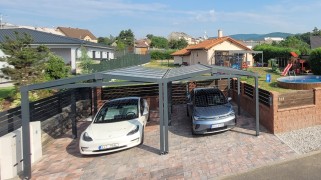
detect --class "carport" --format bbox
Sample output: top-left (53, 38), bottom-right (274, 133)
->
top-left (20, 64), bottom-right (260, 178)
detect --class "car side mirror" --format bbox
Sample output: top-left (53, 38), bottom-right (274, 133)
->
top-left (143, 107), bottom-right (149, 115)
top-left (86, 116), bottom-right (93, 121)
top-left (227, 97), bottom-right (232, 102)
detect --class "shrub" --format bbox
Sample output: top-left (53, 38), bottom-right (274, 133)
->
top-left (45, 53), bottom-right (70, 80)
top-left (309, 48), bottom-right (321, 75)
top-left (253, 44), bottom-right (300, 62)
top-left (150, 50), bottom-right (175, 60)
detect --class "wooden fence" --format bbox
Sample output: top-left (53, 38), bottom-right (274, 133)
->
top-left (0, 88), bottom-right (90, 137)
top-left (278, 90), bottom-right (314, 109)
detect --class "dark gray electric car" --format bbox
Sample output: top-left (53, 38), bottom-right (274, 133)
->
top-left (187, 87), bottom-right (236, 134)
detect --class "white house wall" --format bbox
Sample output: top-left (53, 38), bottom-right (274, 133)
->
top-left (190, 50), bottom-right (208, 65)
top-left (50, 48), bottom-right (72, 64)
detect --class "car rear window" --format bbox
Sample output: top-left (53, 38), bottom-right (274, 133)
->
top-left (94, 99), bottom-right (139, 123)
top-left (194, 89), bottom-right (227, 107)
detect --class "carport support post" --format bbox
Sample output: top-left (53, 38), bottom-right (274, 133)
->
top-left (163, 82), bottom-right (169, 153)
top-left (71, 89), bottom-right (77, 139)
top-left (21, 88), bottom-right (31, 179)
top-left (158, 83), bottom-right (165, 154)
top-left (255, 77), bottom-right (260, 136)
top-left (237, 77), bottom-right (241, 115)
top-left (93, 86), bottom-right (98, 115)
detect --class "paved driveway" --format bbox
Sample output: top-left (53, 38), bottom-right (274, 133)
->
top-left (30, 105), bottom-right (296, 179)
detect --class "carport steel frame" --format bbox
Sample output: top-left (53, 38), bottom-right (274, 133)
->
top-left (20, 64), bottom-right (260, 179)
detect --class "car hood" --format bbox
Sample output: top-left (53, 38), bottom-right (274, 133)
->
top-left (193, 104), bottom-right (233, 119)
top-left (87, 120), bottom-right (139, 140)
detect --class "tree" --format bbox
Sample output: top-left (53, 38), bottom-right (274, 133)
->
top-left (45, 53), bottom-right (70, 80)
top-left (97, 35), bottom-right (115, 46)
top-left (150, 36), bottom-right (168, 49)
top-left (0, 32), bottom-right (49, 87)
top-left (278, 36), bottom-right (311, 55)
top-left (78, 46), bottom-right (93, 74)
top-left (309, 48), bottom-right (321, 75)
top-left (168, 38), bottom-right (188, 49)
top-left (146, 34), bottom-right (154, 40)
top-left (116, 29), bottom-right (135, 47)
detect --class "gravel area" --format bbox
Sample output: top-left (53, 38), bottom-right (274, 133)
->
top-left (276, 125), bottom-right (321, 154)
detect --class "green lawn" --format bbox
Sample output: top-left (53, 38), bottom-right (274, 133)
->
top-left (144, 61), bottom-right (294, 93)
top-left (241, 67), bottom-right (295, 93)
top-left (0, 86), bottom-right (15, 99)
top-left (144, 60), bottom-right (176, 69)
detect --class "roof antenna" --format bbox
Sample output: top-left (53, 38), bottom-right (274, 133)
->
top-left (204, 30), bottom-right (208, 40)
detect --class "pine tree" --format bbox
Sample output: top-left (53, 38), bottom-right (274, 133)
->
top-left (0, 31), bottom-right (49, 87)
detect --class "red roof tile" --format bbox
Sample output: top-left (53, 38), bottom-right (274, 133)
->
top-left (171, 36), bottom-right (251, 56)
top-left (57, 27), bottom-right (97, 40)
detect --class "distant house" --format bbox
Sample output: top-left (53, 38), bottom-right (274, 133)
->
top-left (310, 36), bottom-right (321, 49)
top-left (57, 27), bottom-right (98, 43)
top-left (0, 28), bottom-right (114, 73)
top-left (134, 39), bottom-right (150, 55)
top-left (171, 30), bottom-right (262, 67)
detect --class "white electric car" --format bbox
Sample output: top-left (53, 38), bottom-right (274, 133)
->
top-left (79, 97), bottom-right (149, 155)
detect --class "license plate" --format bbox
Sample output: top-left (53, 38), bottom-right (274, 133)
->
top-left (211, 123), bottom-right (224, 129)
top-left (99, 143), bottom-right (119, 150)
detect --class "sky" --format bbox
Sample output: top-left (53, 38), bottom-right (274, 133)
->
top-left (1, 0), bottom-right (321, 39)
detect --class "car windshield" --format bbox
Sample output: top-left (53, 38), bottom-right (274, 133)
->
top-left (194, 89), bottom-right (227, 107)
top-left (94, 99), bottom-right (138, 123)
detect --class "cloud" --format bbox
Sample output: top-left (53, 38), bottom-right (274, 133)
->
top-left (193, 9), bottom-right (217, 22)
top-left (0, 0), bottom-right (168, 21)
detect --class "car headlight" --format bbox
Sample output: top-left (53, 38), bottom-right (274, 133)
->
top-left (127, 125), bottom-right (139, 136)
top-left (82, 132), bottom-right (93, 141)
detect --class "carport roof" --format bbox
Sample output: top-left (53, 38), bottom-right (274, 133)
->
top-left (24, 64), bottom-right (258, 91)
top-left (103, 64), bottom-right (257, 81)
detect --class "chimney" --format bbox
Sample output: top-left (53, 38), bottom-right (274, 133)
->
top-left (218, 29), bottom-right (223, 38)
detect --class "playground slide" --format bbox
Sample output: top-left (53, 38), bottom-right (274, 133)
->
top-left (281, 63), bottom-right (293, 76)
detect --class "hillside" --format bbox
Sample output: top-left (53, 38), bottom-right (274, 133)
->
top-left (229, 32), bottom-right (294, 41)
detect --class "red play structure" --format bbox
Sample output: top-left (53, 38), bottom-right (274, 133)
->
top-left (281, 52), bottom-right (310, 76)
top-left (281, 63), bottom-right (292, 76)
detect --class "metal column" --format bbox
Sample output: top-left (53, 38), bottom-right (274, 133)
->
top-left (237, 77), bottom-right (241, 115)
top-left (158, 82), bottom-right (169, 154)
top-left (255, 77), bottom-right (260, 136)
top-left (93, 86), bottom-right (98, 115)
top-left (21, 89), bottom-right (31, 179)
top-left (167, 82), bottom-right (172, 126)
top-left (71, 89), bottom-right (77, 139)
top-left (159, 83), bottom-right (165, 154)
top-left (164, 82), bottom-right (169, 153)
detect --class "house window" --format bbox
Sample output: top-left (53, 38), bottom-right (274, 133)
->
top-left (107, 52), bottom-right (109, 60)
top-left (93, 51), bottom-right (96, 59)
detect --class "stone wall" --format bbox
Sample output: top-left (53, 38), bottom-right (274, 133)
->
top-left (233, 82), bottom-right (321, 134)
top-left (232, 82), bottom-right (274, 133)
top-left (272, 88), bottom-right (321, 133)
top-left (41, 100), bottom-right (91, 148)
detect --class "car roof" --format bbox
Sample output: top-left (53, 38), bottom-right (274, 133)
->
top-left (106, 97), bottom-right (140, 103)
top-left (193, 87), bottom-right (220, 92)
top-left (193, 87), bottom-right (222, 95)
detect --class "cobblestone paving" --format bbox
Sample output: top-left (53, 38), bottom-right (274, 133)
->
top-left (30, 105), bottom-right (296, 179)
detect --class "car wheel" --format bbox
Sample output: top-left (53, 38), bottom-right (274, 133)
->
top-left (140, 127), bottom-right (144, 145)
